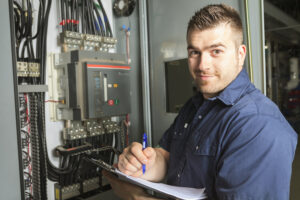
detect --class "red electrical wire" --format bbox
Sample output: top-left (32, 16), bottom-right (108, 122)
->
top-left (45, 99), bottom-right (64, 103)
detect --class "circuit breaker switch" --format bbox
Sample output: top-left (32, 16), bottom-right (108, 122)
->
top-left (104, 75), bottom-right (108, 102)
top-left (108, 100), bottom-right (114, 106)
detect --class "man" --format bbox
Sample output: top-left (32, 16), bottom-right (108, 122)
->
top-left (103, 4), bottom-right (298, 200)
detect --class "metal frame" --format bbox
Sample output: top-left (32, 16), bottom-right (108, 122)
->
top-left (261, 0), bottom-right (267, 95)
top-left (139, 0), bottom-right (152, 146)
top-left (244, 0), bottom-right (254, 83)
top-left (0, 0), bottom-right (24, 199)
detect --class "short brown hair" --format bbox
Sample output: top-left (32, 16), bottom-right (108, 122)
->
top-left (187, 4), bottom-right (243, 44)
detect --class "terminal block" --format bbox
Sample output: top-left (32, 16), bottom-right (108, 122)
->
top-left (60, 31), bottom-right (117, 52)
top-left (63, 121), bottom-right (87, 140)
top-left (54, 177), bottom-right (101, 200)
top-left (102, 119), bottom-right (121, 134)
top-left (86, 120), bottom-right (105, 137)
top-left (17, 62), bottom-right (40, 77)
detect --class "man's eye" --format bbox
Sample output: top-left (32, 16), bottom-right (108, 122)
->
top-left (212, 49), bottom-right (222, 55)
top-left (189, 51), bottom-right (200, 57)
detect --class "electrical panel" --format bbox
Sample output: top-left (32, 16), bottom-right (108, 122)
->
top-left (10, 0), bottom-right (135, 199)
top-left (52, 50), bottom-right (131, 121)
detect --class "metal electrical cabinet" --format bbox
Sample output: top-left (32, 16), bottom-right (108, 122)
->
top-left (0, 0), bottom-right (142, 199)
top-left (0, 0), bottom-right (22, 199)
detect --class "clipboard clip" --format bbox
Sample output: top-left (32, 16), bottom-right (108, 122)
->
top-left (84, 157), bottom-right (116, 173)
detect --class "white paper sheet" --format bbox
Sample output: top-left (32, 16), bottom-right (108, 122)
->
top-left (115, 169), bottom-right (206, 200)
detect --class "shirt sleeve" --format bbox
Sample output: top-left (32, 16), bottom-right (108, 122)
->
top-left (215, 114), bottom-right (298, 200)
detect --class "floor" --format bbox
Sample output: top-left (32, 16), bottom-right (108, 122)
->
top-left (290, 140), bottom-right (300, 200)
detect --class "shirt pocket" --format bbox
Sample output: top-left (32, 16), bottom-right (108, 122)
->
top-left (189, 140), bottom-right (217, 187)
top-left (193, 142), bottom-right (217, 156)
top-left (170, 130), bottom-right (186, 156)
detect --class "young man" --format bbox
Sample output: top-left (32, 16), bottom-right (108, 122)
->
top-left (103, 4), bottom-right (298, 200)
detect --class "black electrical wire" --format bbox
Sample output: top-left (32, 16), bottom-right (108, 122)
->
top-left (60, 0), bottom-right (65, 31)
top-left (37, 93), bottom-right (47, 200)
top-left (97, 0), bottom-right (113, 37)
top-left (90, 0), bottom-right (98, 35)
top-left (65, 0), bottom-right (70, 31)
top-left (71, 0), bottom-right (76, 32)
top-left (81, 0), bottom-right (86, 34)
top-left (85, 0), bottom-right (94, 34)
top-left (29, 0), bottom-right (44, 40)
top-left (75, 0), bottom-right (79, 32)
top-left (38, 0), bottom-right (52, 84)
top-left (93, 3), bottom-right (104, 36)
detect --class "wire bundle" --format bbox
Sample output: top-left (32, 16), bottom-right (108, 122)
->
top-left (13, 0), bottom-right (52, 84)
top-left (60, 0), bottom-right (113, 37)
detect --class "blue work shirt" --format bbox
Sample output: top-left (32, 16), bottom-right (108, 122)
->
top-left (159, 68), bottom-right (298, 200)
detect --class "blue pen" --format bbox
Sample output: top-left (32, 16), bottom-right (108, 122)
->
top-left (142, 133), bottom-right (148, 174)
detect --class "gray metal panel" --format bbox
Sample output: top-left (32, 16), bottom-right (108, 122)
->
top-left (243, 0), bottom-right (266, 93)
top-left (18, 85), bottom-right (48, 93)
top-left (113, 4), bottom-right (144, 143)
top-left (139, 0), bottom-right (153, 146)
top-left (85, 63), bottom-right (131, 118)
top-left (0, 0), bottom-right (22, 199)
top-left (148, 0), bottom-right (243, 146)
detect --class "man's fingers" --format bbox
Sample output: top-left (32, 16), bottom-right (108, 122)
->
top-left (131, 170), bottom-right (143, 178)
top-left (143, 147), bottom-right (155, 159)
top-left (125, 154), bottom-right (143, 169)
top-left (131, 143), bottom-right (148, 164)
top-left (119, 154), bottom-right (139, 172)
top-left (118, 163), bottom-right (134, 175)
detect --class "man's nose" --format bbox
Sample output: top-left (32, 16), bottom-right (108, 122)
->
top-left (198, 53), bottom-right (210, 70)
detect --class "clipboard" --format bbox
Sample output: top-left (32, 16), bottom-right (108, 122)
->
top-left (86, 158), bottom-right (206, 200)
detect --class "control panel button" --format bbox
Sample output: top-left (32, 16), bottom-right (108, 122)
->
top-left (115, 99), bottom-right (119, 105)
top-left (113, 83), bottom-right (118, 88)
top-left (108, 99), bottom-right (114, 106)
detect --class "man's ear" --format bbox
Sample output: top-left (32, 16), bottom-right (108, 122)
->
top-left (238, 44), bottom-right (247, 67)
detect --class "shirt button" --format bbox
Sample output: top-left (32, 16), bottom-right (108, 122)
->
top-left (198, 115), bottom-right (202, 119)
top-left (196, 146), bottom-right (199, 150)
top-left (177, 173), bottom-right (180, 178)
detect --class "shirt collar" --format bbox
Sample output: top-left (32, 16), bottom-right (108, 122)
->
top-left (192, 68), bottom-right (252, 107)
top-left (216, 68), bottom-right (252, 105)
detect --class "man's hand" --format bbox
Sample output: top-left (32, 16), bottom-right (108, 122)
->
top-left (118, 142), bottom-right (156, 177)
top-left (102, 170), bottom-right (150, 200)
top-left (118, 142), bottom-right (169, 182)
top-left (102, 170), bottom-right (164, 200)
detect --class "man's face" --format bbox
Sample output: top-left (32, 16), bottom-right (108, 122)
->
top-left (187, 23), bottom-right (246, 99)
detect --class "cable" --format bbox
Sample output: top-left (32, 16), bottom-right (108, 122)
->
top-left (97, 0), bottom-right (113, 37)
